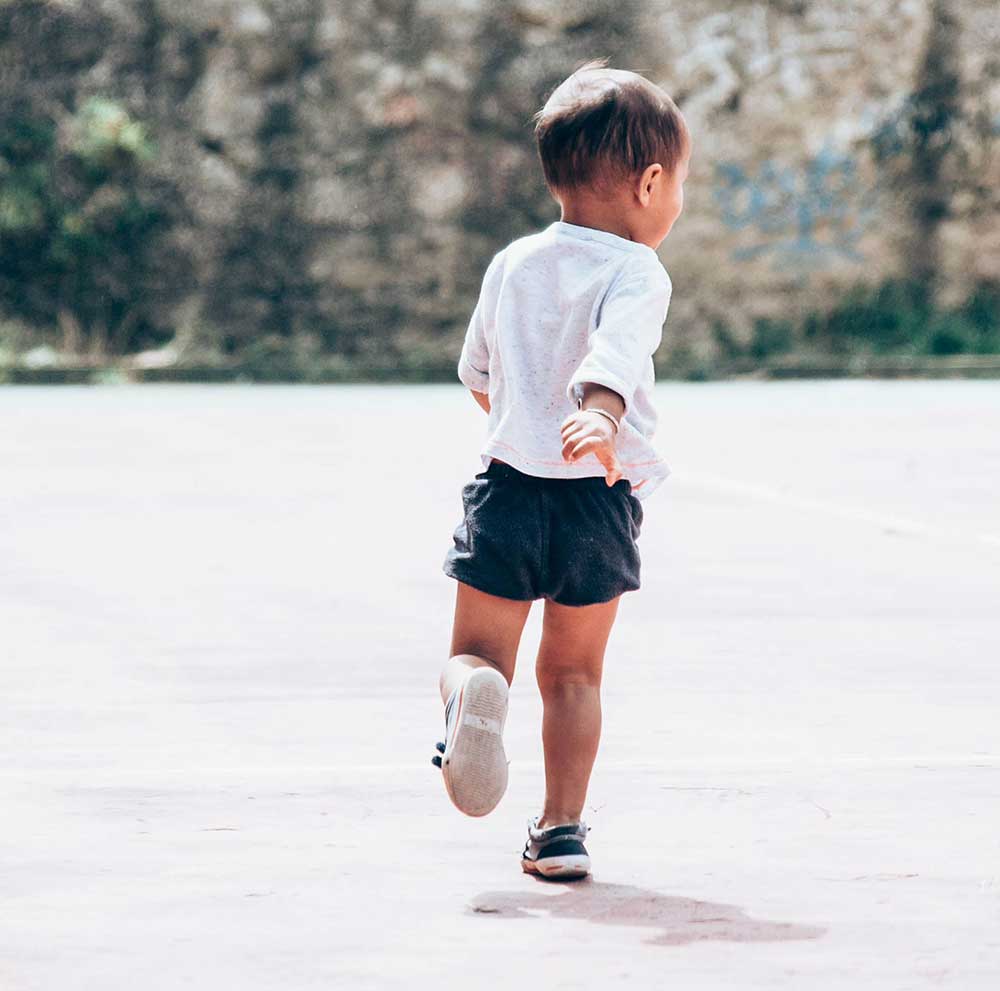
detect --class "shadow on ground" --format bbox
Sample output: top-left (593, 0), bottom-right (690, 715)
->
top-left (468, 880), bottom-right (826, 946)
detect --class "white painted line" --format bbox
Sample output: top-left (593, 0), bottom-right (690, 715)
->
top-left (676, 469), bottom-right (1000, 550)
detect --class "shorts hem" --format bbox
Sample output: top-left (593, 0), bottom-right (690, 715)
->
top-left (543, 583), bottom-right (640, 607)
top-left (442, 564), bottom-right (538, 603)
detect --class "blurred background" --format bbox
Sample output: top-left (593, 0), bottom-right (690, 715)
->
top-left (0, 0), bottom-right (998, 383)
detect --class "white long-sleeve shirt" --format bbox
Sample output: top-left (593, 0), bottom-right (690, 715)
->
top-left (457, 220), bottom-right (672, 500)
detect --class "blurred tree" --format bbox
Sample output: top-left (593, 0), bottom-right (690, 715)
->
top-left (0, 0), bottom-right (195, 357)
top-left (872, 0), bottom-right (962, 293)
top-left (205, 0), bottom-right (325, 355)
top-left (0, 95), bottom-right (192, 356)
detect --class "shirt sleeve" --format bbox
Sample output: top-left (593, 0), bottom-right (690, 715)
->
top-left (565, 265), bottom-right (672, 417)
top-left (457, 250), bottom-right (505, 394)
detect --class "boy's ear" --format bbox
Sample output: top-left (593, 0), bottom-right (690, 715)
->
top-left (636, 163), bottom-right (662, 206)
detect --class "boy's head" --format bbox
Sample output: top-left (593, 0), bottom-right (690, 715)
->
top-left (532, 58), bottom-right (691, 248)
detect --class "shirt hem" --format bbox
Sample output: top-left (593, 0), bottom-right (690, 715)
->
top-left (480, 440), bottom-right (671, 500)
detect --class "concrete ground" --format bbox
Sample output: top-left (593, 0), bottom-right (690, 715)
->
top-left (1, 381), bottom-right (998, 989)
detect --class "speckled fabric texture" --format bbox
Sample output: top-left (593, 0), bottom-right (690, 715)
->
top-left (457, 220), bottom-right (673, 502)
top-left (442, 459), bottom-right (644, 606)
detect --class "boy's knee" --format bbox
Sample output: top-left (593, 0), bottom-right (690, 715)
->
top-left (536, 663), bottom-right (601, 697)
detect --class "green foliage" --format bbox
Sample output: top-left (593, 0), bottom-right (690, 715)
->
top-left (238, 336), bottom-right (310, 383)
top-left (749, 317), bottom-right (795, 360)
top-left (958, 281), bottom-right (1000, 353)
top-left (0, 95), bottom-right (189, 356)
top-left (0, 317), bottom-right (32, 357)
top-left (0, 116), bottom-right (54, 234)
top-left (802, 280), bottom-right (928, 353)
top-left (803, 279), bottom-right (1000, 357)
top-left (710, 321), bottom-right (736, 357)
top-left (71, 98), bottom-right (155, 170)
top-left (708, 278), bottom-right (1000, 371)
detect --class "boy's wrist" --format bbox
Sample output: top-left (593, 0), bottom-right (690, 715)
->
top-left (576, 382), bottom-right (625, 437)
top-left (576, 382), bottom-right (625, 420)
top-left (577, 399), bottom-right (619, 434)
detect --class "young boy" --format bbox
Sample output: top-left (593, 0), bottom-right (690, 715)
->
top-left (433, 57), bottom-right (690, 880)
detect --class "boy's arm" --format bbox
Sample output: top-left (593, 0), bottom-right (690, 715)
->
top-left (560, 383), bottom-right (626, 483)
top-left (560, 266), bottom-right (671, 485)
top-left (470, 389), bottom-right (491, 414)
top-left (565, 266), bottom-right (671, 419)
top-left (577, 382), bottom-right (623, 421)
top-left (457, 251), bottom-right (505, 399)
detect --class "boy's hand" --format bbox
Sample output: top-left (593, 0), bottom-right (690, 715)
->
top-left (560, 410), bottom-right (624, 486)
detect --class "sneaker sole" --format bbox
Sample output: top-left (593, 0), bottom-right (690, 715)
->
top-left (441, 667), bottom-right (509, 817)
top-left (521, 854), bottom-right (591, 879)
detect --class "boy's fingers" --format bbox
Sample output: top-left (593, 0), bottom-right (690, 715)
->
top-left (566, 428), bottom-right (620, 461)
top-left (568, 436), bottom-right (606, 461)
top-left (560, 429), bottom-right (587, 458)
top-left (562, 409), bottom-right (605, 434)
top-left (561, 424), bottom-right (597, 455)
top-left (568, 438), bottom-right (624, 485)
top-left (593, 446), bottom-right (624, 485)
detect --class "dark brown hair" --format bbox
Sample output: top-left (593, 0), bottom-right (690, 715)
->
top-left (532, 57), bottom-right (689, 197)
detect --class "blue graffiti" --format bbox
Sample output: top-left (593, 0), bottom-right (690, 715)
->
top-left (713, 146), bottom-right (878, 270)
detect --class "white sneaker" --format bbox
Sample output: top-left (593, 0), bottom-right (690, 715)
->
top-left (432, 666), bottom-right (510, 817)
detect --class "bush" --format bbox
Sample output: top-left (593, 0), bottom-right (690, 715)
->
top-left (960, 280), bottom-right (1000, 354)
top-left (0, 96), bottom-right (192, 356)
top-left (802, 278), bottom-right (1000, 357)
top-left (749, 317), bottom-right (795, 360)
top-left (708, 278), bottom-right (1000, 369)
top-left (803, 279), bottom-right (928, 353)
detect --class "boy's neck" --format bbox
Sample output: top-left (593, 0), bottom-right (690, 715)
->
top-left (558, 195), bottom-right (638, 244)
top-left (559, 208), bottom-right (635, 243)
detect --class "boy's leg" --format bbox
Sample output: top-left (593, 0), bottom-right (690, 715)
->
top-left (534, 593), bottom-right (622, 827)
top-left (440, 580), bottom-right (533, 702)
top-left (436, 580), bottom-right (533, 817)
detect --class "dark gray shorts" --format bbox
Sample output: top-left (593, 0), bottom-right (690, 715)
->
top-left (442, 459), bottom-right (644, 607)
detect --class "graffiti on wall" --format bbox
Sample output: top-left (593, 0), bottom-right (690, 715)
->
top-left (713, 146), bottom-right (878, 270)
